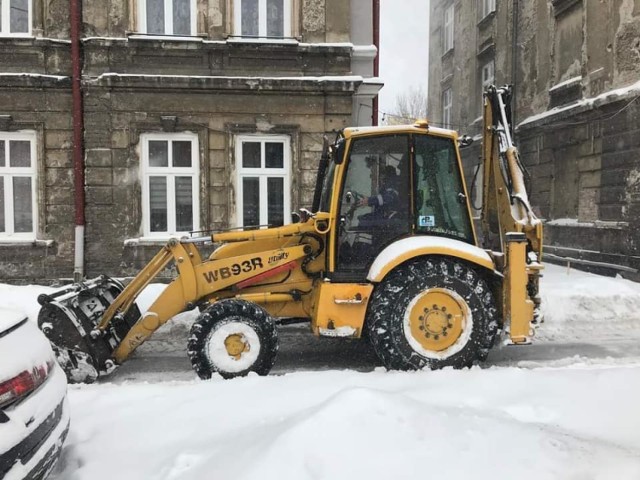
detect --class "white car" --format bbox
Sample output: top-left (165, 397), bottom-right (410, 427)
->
top-left (0, 308), bottom-right (69, 480)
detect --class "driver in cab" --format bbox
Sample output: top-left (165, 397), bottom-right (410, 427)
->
top-left (357, 165), bottom-right (400, 221)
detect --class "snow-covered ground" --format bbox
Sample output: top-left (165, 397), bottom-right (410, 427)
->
top-left (2, 264), bottom-right (640, 479)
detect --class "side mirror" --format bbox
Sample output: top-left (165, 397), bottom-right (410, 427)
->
top-left (459, 135), bottom-right (474, 148)
top-left (345, 191), bottom-right (354, 204)
top-left (291, 212), bottom-right (301, 224)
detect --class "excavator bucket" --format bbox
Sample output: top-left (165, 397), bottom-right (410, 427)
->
top-left (37, 276), bottom-right (140, 383)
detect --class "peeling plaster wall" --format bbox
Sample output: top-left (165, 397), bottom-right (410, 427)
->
top-left (0, 0), bottom-right (360, 282)
top-left (615, 0), bottom-right (640, 86)
top-left (428, 0), bottom-right (640, 276)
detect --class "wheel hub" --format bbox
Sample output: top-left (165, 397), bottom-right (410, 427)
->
top-left (224, 333), bottom-right (250, 360)
top-left (408, 289), bottom-right (467, 352)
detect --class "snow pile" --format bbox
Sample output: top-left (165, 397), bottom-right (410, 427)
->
top-left (50, 366), bottom-right (640, 480)
top-left (1, 265), bottom-right (640, 479)
top-left (539, 264), bottom-right (640, 341)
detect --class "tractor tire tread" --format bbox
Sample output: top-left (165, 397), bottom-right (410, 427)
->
top-left (187, 299), bottom-right (278, 380)
top-left (366, 256), bottom-right (499, 371)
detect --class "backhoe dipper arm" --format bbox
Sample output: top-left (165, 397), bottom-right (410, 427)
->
top-left (481, 85), bottom-right (543, 344)
top-left (481, 85), bottom-right (543, 256)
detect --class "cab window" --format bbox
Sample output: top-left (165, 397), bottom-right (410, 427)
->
top-left (414, 135), bottom-right (473, 243)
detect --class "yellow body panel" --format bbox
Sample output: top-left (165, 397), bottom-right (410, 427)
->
top-left (505, 236), bottom-right (535, 343)
top-left (311, 282), bottom-right (374, 338)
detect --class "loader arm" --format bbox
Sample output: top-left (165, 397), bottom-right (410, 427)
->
top-left (38, 218), bottom-right (327, 381)
top-left (481, 85), bottom-right (543, 343)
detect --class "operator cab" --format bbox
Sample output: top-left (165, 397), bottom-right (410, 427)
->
top-left (319, 123), bottom-right (475, 281)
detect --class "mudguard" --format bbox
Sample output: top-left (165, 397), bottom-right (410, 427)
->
top-left (366, 236), bottom-right (496, 283)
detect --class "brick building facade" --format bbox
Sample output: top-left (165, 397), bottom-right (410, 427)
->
top-left (428, 0), bottom-right (640, 279)
top-left (0, 0), bottom-right (381, 283)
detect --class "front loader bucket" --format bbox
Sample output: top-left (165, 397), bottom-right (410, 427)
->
top-left (37, 276), bottom-right (141, 383)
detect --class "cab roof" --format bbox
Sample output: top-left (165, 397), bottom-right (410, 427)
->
top-left (342, 121), bottom-right (459, 140)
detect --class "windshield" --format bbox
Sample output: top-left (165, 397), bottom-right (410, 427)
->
top-left (414, 135), bottom-right (473, 243)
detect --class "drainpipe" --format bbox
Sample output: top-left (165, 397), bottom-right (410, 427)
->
top-left (511, 0), bottom-right (519, 136)
top-left (70, 0), bottom-right (85, 281)
top-left (372, 0), bottom-right (380, 126)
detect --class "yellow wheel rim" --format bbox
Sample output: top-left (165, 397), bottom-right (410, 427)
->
top-left (224, 333), bottom-right (250, 359)
top-left (407, 288), bottom-right (469, 352)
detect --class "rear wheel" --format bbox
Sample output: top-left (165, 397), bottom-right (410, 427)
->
top-left (188, 299), bottom-right (278, 379)
top-left (366, 257), bottom-right (499, 370)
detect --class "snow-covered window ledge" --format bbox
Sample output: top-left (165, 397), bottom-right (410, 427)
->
top-left (549, 76), bottom-right (583, 108)
top-left (225, 36), bottom-right (298, 46)
top-left (127, 34), bottom-right (204, 43)
top-left (545, 218), bottom-right (629, 230)
top-left (124, 236), bottom-right (211, 246)
top-left (0, 239), bottom-right (54, 247)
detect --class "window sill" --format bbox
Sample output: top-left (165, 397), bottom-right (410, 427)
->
top-left (441, 48), bottom-right (454, 61)
top-left (477, 11), bottom-right (496, 28)
top-left (0, 239), bottom-right (54, 247)
top-left (226, 36), bottom-right (299, 46)
top-left (124, 236), bottom-right (208, 246)
top-left (0, 34), bottom-right (33, 39)
top-left (127, 33), bottom-right (204, 42)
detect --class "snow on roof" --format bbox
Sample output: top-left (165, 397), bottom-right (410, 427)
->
top-left (518, 79), bottom-right (640, 128)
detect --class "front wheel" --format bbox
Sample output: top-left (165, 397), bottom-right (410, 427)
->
top-left (366, 257), bottom-right (499, 371)
top-left (187, 300), bottom-right (278, 379)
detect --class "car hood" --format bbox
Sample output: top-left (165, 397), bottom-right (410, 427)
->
top-left (0, 307), bottom-right (29, 335)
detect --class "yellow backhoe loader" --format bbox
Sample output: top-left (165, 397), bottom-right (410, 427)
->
top-left (38, 85), bottom-right (543, 383)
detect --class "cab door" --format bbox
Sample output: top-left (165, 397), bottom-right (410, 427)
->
top-left (332, 134), bottom-right (412, 280)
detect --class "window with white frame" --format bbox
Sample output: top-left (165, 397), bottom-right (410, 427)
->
top-left (138, 0), bottom-right (197, 35)
top-left (442, 88), bottom-right (453, 129)
top-left (0, 0), bottom-right (31, 36)
top-left (481, 60), bottom-right (495, 89)
top-left (443, 4), bottom-right (454, 53)
top-left (0, 132), bottom-right (37, 240)
top-left (479, 0), bottom-right (496, 19)
top-left (236, 135), bottom-right (290, 228)
top-left (141, 133), bottom-right (199, 237)
top-left (234, 0), bottom-right (292, 38)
